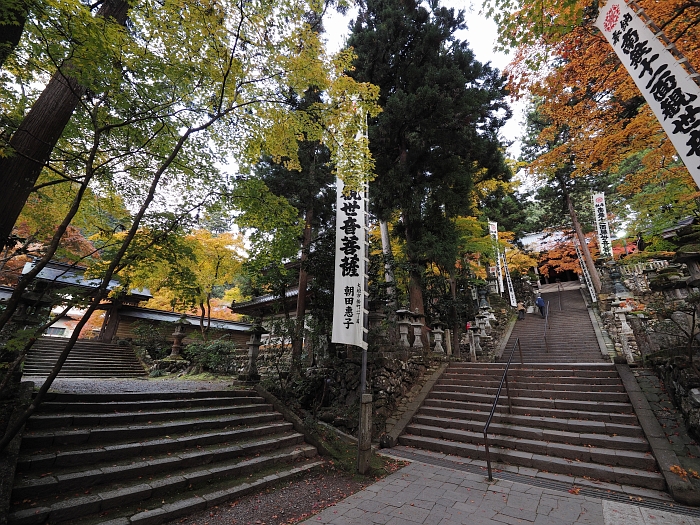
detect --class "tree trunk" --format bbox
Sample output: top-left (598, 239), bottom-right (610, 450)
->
top-left (0, 0), bottom-right (130, 250)
top-left (0, 0), bottom-right (31, 69)
top-left (379, 220), bottom-right (395, 306)
top-left (291, 207), bottom-right (313, 375)
top-left (449, 267), bottom-right (460, 358)
top-left (566, 193), bottom-right (602, 293)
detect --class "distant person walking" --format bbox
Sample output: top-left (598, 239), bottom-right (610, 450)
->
top-left (517, 301), bottom-right (526, 320)
top-left (536, 296), bottom-right (546, 318)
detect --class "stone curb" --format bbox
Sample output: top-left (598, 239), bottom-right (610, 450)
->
top-left (616, 363), bottom-right (700, 506)
top-left (383, 362), bottom-right (448, 448)
top-left (495, 317), bottom-right (517, 359)
top-left (0, 381), bottom-right (34, 525)
top-left (582, 288), bottom-right (612, 360)
top-left (252, 384), bottom-right (333, 457)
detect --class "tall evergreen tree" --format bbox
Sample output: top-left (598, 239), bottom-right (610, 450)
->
top-left (347, 0), bottom-right (511, 316)
top-left (252, 88), bottom-right (335, 374)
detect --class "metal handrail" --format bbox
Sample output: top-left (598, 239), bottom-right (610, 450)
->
top-left (544, 301), bottom-right (550, 353)
top-left (483, 338), bottom-right (522, 482)
top-left (557, 283), bottom-right (563, 311)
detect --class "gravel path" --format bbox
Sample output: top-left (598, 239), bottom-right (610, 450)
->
top-left (22, 376), bottom-right (235, 394)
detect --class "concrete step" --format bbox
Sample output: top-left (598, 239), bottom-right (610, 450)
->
top-left (17, 421), bottom-right (295, 472)
top-left (10, 389), bottom-right (319, 525)
top-left (433, 384), bottom-right (628, 401)
top-left (423, 398), bottom-right (640, 425)
top-left (427, 391), bottom-right (635, 413)
top-left (21, 410), bottom-right (282, 449)
top-left (417, 406), bottom-right (645, 437)
top-left (405, 424), bottom-right (656, 470)
top-left (438, 377), bottom-right (624, 389)
top-left (25, 401), bottom-right (272, 430)
top-left (13, 431), bottom-right (305, 500)
top-left (10, 446), bottom-right (321, 525)
top-left (398, 436), bottom-right (665, 490)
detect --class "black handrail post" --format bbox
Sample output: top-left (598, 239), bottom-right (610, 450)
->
top-left (484, 434), bottom-right (492, 481)
top-left (505, 373), bottom-right (512, 414)
top-left (558, 283), bottom-right (562, 311)
top-left (518, 338), bottom-right (523, 364)
top-left (482, 338), bottom-right (519, 483)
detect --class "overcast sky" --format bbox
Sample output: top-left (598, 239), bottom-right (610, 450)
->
top-left (322, 0), bottom-right (526, 159)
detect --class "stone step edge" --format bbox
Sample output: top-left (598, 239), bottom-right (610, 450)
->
top-left (19, 411), bottom-right (282, 450)
top-left (405, 424), bottom-right (655, 468)
top-left (424, 399), bottom-right (638, 424)
top-left (38, 390), bottom-right (256, 403)
top-left (417, 406), bottom-right (644, 437)
top-left (411, 415), bottom-right (648, 449)
top-left (430, 392), bottom-right (633, 412)
top-left (397, 436), bottom-right (665, 491)
top-left (9, 447), bottom-right (321, 525)
top-left (431, 387), bottom-right (629, 400)
top-left (17, 421), bottom-right (294, 473)
top-left (13, 431), bottom-right (305, 500)
top-left (34, 397), bottom-right (264, 415)
top-left (26, 403), bottom-right (271, 430)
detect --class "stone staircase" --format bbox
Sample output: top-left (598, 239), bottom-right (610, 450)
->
top-left (23, 338), bottom-right (146, 378)
top-left (501, 288), bottom-right (607, 363)
top-left (396, 287), bottom-right (667, 491)
top-left (398, 362), bottom-right (665, 490)
top-left (8, 389), bottom-right (321, 525)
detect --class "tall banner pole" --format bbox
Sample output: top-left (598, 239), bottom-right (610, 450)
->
top-left (596, 1), bottom-right (700, 188)
top-left (330, 107), bottom-right (371, 474)
top-left (592, 193), bottom-right (614, 258)
top-left (575, 241), bottom-right (598, 303)
top-left (502, 250), bottom-right (518, 307)
top-left (488, 221), bottom-right (504, 294)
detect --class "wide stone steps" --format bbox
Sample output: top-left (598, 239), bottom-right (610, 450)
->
top-left (397, 362), bottom-right (664, 490)
top-left (9, 389), bottom-right (320, 525)
top-left (417, 406), bottom-right (644, 437)
top-left (23, 338), bottom-right (146, 378)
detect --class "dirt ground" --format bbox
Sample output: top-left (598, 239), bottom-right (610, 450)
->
top-left (165, 465), bottom-right (370, 525)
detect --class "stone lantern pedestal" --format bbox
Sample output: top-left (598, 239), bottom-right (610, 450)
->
top-left (239, 322), bottom-right (268, 382)
top-left (431, 321), bottom-right (445, 354)
top-left (396, 308), bottom-right (412, 348)
top-left (169, 315), bottom-right (189, 359)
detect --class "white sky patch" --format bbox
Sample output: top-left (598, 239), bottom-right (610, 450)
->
top-left (323, 0), bottom-right (526, 159)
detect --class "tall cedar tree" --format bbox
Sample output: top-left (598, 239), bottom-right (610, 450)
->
top-left (347, 0), bottom-right (511, 316)
top-left (253, 88), bottom-right (335, 374)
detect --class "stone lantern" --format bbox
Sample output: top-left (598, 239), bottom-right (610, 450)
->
top-left (478, 286), bottom-right (490, 309)
top-left (395, 308), bottom-right (412, 347)
top-left (411, 310), bottom-right (425, 349)
top-left (240, 321), bottom-right (267, 382)
top-left (431, 320), bottom-right (445, 354)
top-left (169, 315), bottom-right (189, 359)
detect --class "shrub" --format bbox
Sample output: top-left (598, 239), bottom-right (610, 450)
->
top-left (182, 340), bottom-right (241, 374)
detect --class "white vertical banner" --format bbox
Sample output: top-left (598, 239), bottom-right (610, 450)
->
top-left (488, 221), bottom-right (504, 293)
top-left (501, 250), bottom-right (517, 307)
top-left (575, 241), bottom-right (598, 303)
top-left (596, 1), bottom-right (700, 188)
top-left (331, 177), bottom-right (368, 349)
top-left (592, 193), bottom-right (614, 258)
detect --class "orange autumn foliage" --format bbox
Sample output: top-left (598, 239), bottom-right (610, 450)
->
top-left (507, 0), bottom-right (700, 200)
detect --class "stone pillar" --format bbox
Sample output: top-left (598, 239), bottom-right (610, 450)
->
top-left (357, 393), bottom-right (373, 474)
top-left (239, 322), bottom-right (267, 382)
top-left (396, 308), bottom-right (412, 348)
top-left (169, 315), bottom-right (189, 359)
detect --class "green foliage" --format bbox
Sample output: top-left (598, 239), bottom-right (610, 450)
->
top-left (182, 340), bottom-right (240, 374)
top-left (348, 0), bottom-right (511, 312)
top-left (131, 321), bottom-right (170, 360)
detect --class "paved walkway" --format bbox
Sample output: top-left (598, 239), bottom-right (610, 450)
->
top-left (301, 452), bottom-right (700, 525)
